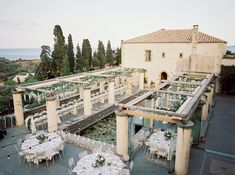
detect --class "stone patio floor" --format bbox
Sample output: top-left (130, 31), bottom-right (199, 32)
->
top-left (0, 95), bottom-right (234, 175)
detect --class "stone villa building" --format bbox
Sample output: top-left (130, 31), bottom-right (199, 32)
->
top-left (121, 25), bottom-right (228, 92)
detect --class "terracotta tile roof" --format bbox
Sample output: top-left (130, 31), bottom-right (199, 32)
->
top-left (123, 29), bottom-right (227, 44)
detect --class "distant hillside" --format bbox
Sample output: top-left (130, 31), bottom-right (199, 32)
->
top-left (0, 57), bottom-right (40, 81)
top-left (15, 59), bottom-right (40, 68)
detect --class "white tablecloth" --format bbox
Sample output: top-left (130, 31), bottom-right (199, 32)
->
top-left (146, 130), bottom-right (176, 160)
top-left (72, 152), bottom-right (126, 175)
top-left (21, 132), bottom-right (64, 163)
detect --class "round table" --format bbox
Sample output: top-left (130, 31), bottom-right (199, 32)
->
top-left (21, 132), bottom-right (64, 164)
top-left (72, 152), bottom-right (127, 175)
top-left (146, 130), bottom-right (176, 160)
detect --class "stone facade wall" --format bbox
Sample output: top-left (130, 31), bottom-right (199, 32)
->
top-left (121, 42), bottom-right (226, 85)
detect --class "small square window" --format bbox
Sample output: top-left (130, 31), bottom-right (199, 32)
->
top-left (162, 52), bottom-right (165, 58)
top-left (145, 50), bottom-right (151, 61)
top-left (179, 53), bottom-right (183, 58)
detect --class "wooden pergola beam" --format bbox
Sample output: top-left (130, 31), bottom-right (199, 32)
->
top-left (161, 80), bottom-right (201, 86)
top-left (155, 90), bottom-right (193, 97)
top-left (126, 110), bottom-right (178, 123)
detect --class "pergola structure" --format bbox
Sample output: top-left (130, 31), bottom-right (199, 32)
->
top-left (12, 68), bottom-right (214, 175)
top-left (12, 67), bottom-right (145, 131)
top-left (115, 72), bottom-right (215, 175)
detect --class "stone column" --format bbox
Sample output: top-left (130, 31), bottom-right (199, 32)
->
top-left (201, 96), bottom-right (209, 121)
top-left (12, 90), bottom-right (24, 126)
top-left (99, 81), bottom-right (105, 93)
top-left (116, 110), bottom-right (129, 156)
top-left (139, 71), bottom-right (145, 90)
top-left (79, 86), bottom-right (84, 99)
top-left (99, 81), bottom-right (105, 103)
top-left (46, 95), bottom-right (58, 132)
top-left (108, 80), bottom-right (115, 104)
top-left (115, 77), bottom-right (120, 87)
top-left (125, 76), bottom-right (132, 97)
top-left (56, 95), bottom-right (60, 108)
top-left (83, 86), bottom-right (92, 116)
top-left (175, 121), bottom-right (194, 175)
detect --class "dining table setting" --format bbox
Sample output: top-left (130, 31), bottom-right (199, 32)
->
top-left (72, 152), bottom-right (128, 175)
top-left (20, 131), bottom-right (64, 164)
top-left (145, 129), bottom-right (176, 161)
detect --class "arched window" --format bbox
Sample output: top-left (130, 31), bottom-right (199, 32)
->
top-left (161, 72), bottom-right (167, 80)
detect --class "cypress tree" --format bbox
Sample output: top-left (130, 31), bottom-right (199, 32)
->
top-left (75, 44), bottom-right (83, 72)
top-left (97, 40), bottom-right (105, 69)
top-left (60, 54), bottom-right (70, 76)
top-left (92, 51), bottom-right (100, 69)
top-left (115, 47), bottom-right (121, 66)
top-left (35, 45), bottom-right (53, 80)
top-left (82, 39), bottom-right (92, 70)
top-left (51, 25), bottom-right (66, 77)
top-left (67, 34), bottom-right (75, 73)
top-left (106, 40), bottom-right (114, 66)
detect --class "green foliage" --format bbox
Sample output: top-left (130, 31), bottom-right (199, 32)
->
top-left (92, 51), bottom-right (100, 69)
top-left (226, 50), bottom-right (235, 55)
top-left (115, 47), bottom-right (121, 66)
top-left (51, 25), bottom-right (66, 77)
top-left (0, 80), bottom-right (16, 115)
top-left (97, 40), bottom-right (105, 68)
top-left (60, 54), bottom-right (71, 76)
top-left (35, 45), bottom-right (53, 80)
top-left (220, 65), bottom-right (235, 94)
top-left (75, 44), bottom-right (83, 72)
top-left (220, 65), bottom-right (235, 78)
top-left (24, 76), bottom-right (39, 83)
top-left (67, 34), bottom-right (75, 73)
top-left (0, 57), bottom-right (20, 81)
top-left (82, 39), bottom-right (92, 70)
top-left (106, 40), bottom-right (114, 66)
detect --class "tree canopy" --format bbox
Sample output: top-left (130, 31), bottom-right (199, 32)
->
top-left (51, 25), bottom-right (66, 77)
top-left (82, 39), bottom-right (92, 70)
top-left (67, 34), bottom-right (75, 73)
top-left (97, 40), bottom-right (105, 68)
top-left (35, 45), bottom-right (53, 80)
top-left (106, 40), bottom-right (114, 66)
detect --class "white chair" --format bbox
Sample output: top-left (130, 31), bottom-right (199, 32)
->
top-left (120, 169), bottom-right (130, 175)
top-left (129, 161), bottom-right (134, 172)
top-left (79, 151), bottom-right (88, 159)
top-left (14, 145), bottom-right (26, 165)
top-left (123, 154), bottom-right (130, 162)
top-left (68, 157), bottom-right (75, 170)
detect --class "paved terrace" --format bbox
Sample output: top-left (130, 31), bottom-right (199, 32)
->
top-left (2, 95), bottom-right (234, 175)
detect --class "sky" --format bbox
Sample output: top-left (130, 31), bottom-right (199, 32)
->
top-left (0, 0), bottom-right (235, 48)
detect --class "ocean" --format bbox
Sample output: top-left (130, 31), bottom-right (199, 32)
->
top-left (0, 46), bottom-right (234, 61)
top-left (0, 48), bottom-right (41, 60)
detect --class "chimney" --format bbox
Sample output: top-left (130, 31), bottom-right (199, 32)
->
top-left (192, 25), bottom-right (199, 43)
top-left (193, 25), bottom-right (199, 30)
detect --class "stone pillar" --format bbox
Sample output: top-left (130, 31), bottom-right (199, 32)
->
top-left (46, 95), bottom-right (58, 132)
top-left (83, 87), bottom-right (92, 116)
top-left (115, 77), bottom-right (120, 87)
top-left (12, 91), bottom-right (24, 126)
top-left (161, 93), bottom-right (168, 108)
top-left (99, 81), bottom-right (105, 93)
top-left (139, 71), bottom-right (144, 90)
top-left (116, 110), bottom-right (129, 156)
top-left (201, 95), bottom-right (209, 121)
top-left (56, 95), bottom-right (60, 108)
top-left (175, 121), bottom-right (194, 175)
top-left (108, 80), bottom-right (115, 104)
top-left (125, 76), bottom-right (132, 97)
top-left (79, 86), bottom-right (84, 99)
